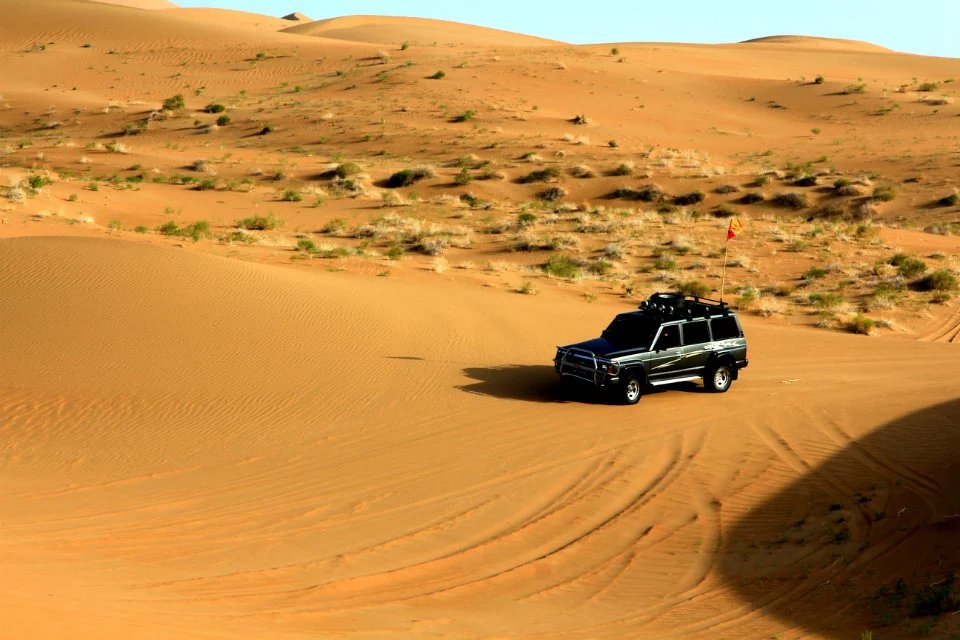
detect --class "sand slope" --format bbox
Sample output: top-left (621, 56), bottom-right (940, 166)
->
top-left (3, 236), bottom-right (959, 638)
top-left (283, 15), bottom-right (562, 47)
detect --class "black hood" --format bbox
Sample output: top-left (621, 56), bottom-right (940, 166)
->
top-left (561, 337), bottom-right (642, 358)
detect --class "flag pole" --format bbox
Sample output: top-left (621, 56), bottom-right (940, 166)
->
top-left (720, 235), bottom-right (729, 302)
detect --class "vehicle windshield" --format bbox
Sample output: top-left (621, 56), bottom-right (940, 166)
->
top-left (601, 314), bottom-right (658, 349)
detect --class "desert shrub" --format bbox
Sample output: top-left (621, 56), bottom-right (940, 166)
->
top-left (871, 186), bottom-right (896, 202)
top-left (452, 110), bottom-right (475, 123)
top-left (454, 169), bottom-right (472, 185)
top-left (517, 212), bottom-right (537, 226)
top-left (543, 255), bottom-right (582, 279)
top-left (258, 124), bottom-right (274, 135)
top-left (713, 203), bottom-right (738, 218)
top-left (280, 188), bottom-right (302, 202)
top-left (569, 164), bottom-right (596, 178)
top-left (673, 190), bottom-right (705, 206)
top-left (203, 103), bottom-right (225, 113)
top-left (26, 174), bottom-right (51, 191)
top-left (808, 292), bottom-right (842, 309)
top-left (912, 269), bottom-right (958, 292)
top-left (216, 115), bottom-right (231, 126)
top-left (182, 220), bottom-right (210, 241)
top-left (740, 192), bottom-right (764, 204)
top-left (938, 191), bottom-right (959, 206)
top-left (333, 162), bottom-right (362, 178)
top-left (194, 179), bottom-right (217, 191)
top-left (846, 314), bottom-right (875, 335)
top-left (814, 75), bottom-right (824, 84)
top-left (570, 114), bottom-right (590, 125)
top-left (803, 266), bottom-right (828, 280)
top-left (296, 238), bottom-right (317, 252)
top-left (844, 83), bottom-right (866, 94)
top-left (610, 162), bottom-right (633, 176)
top-left (428, 70), bottom-right (445, 79)
top-left (715, 184), bottom-right (739, 194)
top-left (614, 184), bottom-right (662, 201)
top-left (321, 218), bottom-right (347, 234)
top-left (837, 184), bottom-right (862, 197)
top-left (157, 220), bottom-right (180, 236)
top-left (539, 186), bottom-right (566, 202)
top-left (189, 159), bottom-right (207, 172)
top-left (917, 81), bottom-right (941, 92)
top-left (386, 166), bottom-right (434, 188)
top-left (238, 213), bottom-right (281, 230)
top-left (750, 175), bottom-right (769, 187)
top-left (653, 253), bottom-right (677, 271)
top-left (414, 236), bottom-right (450, 256)
top-left (793, 175), bottom-right (817, 187)
top-left (888, 253), bottom-right (927, 278)
top-left (588, 258), bottom-right (614, 276)
top-left (773, 192), bottom-right (808, 209)
top-left (162, 94), bottom-right (185, 110)
top-left (678, 280), bottom-right (711, 298)
top-left (517, 165), bottom-right (562, 184)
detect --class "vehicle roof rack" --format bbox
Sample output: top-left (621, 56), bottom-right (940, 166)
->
top-left (637, 292), bottom-right (731, 319)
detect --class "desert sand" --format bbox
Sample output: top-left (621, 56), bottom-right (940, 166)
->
top-left (2, 1), bottom-right (959, 639)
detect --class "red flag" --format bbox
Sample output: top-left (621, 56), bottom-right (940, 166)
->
top-left (727, 217), bottom-right (743, 240)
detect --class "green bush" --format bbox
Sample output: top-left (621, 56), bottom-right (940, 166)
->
top-left (237, 214), bottom-right (281, 230)
top-left (846, 314), bottom-right (875, 335)
top-left (543, 255), bottom-right (582, 279)
top-left (296, 238), bottom-right (317, 252)
top-left (334, 162), bottom-right (363, 178)
top-left (678, 280), bottom-right (711, 298)
top-left (280, 188), bottom-right (302, 202)
top-left (913, 269), bottom-right (958, 292)
top-left (808, 292), bottom-right (842, 309)
top-left (793, 175), bottom-right (817, 187)
top-left (803, 266), bottom-right (828, 280)
top-left (451, 110), bottom-right (475, 123)
top-left (386, 166), bottom-right (434, 188)
top-left (194, 179), bottom-right (217, 191)
top-left (814, 75), bottom-right (824, 84)
top-left (740, 192), bottom-right (764, 204)
top-left (321, 218), bottom-right (347, 234)
top-left (750, 175), bottom-right (769, 187)
top-left (539, 186), bottom-right (566, 202)
top-left (517, 165), bottom-right (562, 184)
top-left (203, 103), bottom-right (225, 113)
top-left (517, 212), bottom-right (537, 226)
top-left (844, 83), bottom-right (866, 94)
top-left (888, 253), bottom-right (927, 278)
top-left (454, 169), bottom-right (472, 185)
top-left (162, 94), bottom-right (185, 110)
top-left (182, 220), bottom-right (210, 241)
top-left (610, 163), bottom-right (633, 176)
top-left (428, 70), bottom-right (445, 80)
top-left (157, 220), bottom-right (180, 236)
top-left (216, 115), bottom-right (231, 126)
top-left (917, 81), bottom-right (941, 92)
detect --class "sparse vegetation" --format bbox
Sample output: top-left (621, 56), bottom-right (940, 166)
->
top-left (543, 255), bottom-right (582, 279)
top-left (428, 70), bottom-right (445, 80)
top-left (162, 94), bottom-right (185, 110)
top-left (772, 192), bottom-right (808, 209)
top-left (846, 314), bottom-right (875, 335)
top-left (518, 165), bottom-right (562, 184)
top-left (912, 269), bottom-right (958, 292)
top-left (203, 103), bottom-right (225, 113)
top-left (238, 213), bottom-right (282, 231)
top-left (386, 166), bottom-right (435, 188)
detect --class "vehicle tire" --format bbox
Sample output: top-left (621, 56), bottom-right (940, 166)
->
top-left (705, 364), bottom-right (733, 393)
top-left (616, 374), bottom-right (643, 405)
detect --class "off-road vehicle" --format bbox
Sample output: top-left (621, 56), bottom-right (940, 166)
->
top-left (554, 292), bottom-right (748, 404)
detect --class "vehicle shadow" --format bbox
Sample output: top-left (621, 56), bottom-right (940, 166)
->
top-left (717, 398), bottom-right (960, 637)
top-left (459, 365), bottom-right (708, 404)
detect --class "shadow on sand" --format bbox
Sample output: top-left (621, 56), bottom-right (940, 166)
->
top-left (717, 399), bottom-right (960, 638)
top-left (458, 365), bottom-right (709, 404)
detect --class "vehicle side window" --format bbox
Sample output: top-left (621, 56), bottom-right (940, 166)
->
top-left (682, 320), bottom-right (710, 345)
top-left (654, 324), bottom-right (680, 351)
top-left (710, 316), bottom-right (741, 340)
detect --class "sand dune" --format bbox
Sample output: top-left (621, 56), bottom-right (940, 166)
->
top-left (740, 35), bottom-right (892, 52)
top-left (283, 15), bottom-right (562, 47)
top-left (92, 0), bottom-right (177, 9)
top-left (2, 2), bottom-right (960, 638)
top-left (3, 236), bottom-right (959, 638)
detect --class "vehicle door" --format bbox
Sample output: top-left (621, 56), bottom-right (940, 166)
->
top-left (680, 319), bottom-right (712, 375)
top-left (647, 322), bottom-right (683, 382)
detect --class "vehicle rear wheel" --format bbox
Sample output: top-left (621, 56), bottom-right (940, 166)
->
top-left (617, 374), bottom-right (643, 405)
top-left (705, 364), bottom-right (733, 393)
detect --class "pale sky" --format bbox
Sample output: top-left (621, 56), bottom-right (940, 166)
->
top-left (175, 0), bottom-right (960, 58)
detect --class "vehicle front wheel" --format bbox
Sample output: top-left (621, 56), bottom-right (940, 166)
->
top-left (616, 374), bottom-right (643, 405)
top-left (705, 364), bottom-right (733, 393)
